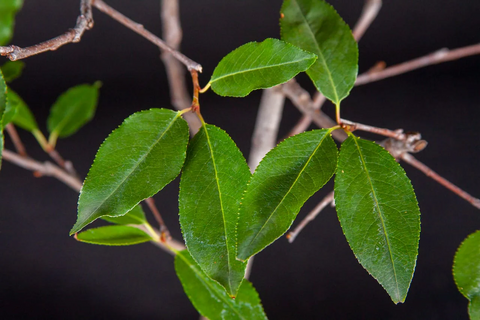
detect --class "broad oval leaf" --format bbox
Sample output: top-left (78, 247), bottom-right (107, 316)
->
top-left (179, 124), bottom-right (251, 297)
top-left (0, 61), bottom-right (25, 83)
top-left (75, 225), bottom-right (152, 246)
top-left (334, 135), bottom-right (420, 304)
top-left (0, 0), bottom-right (23, 46)
top-left (236, 129), bottom-right (338, 261)
top-left (209, 38), bottom-right (317, 97)
top-left (281, 0), bottom-right (358, 105)
top-left (0, 69), bottom-right (6, 169)
top-left (9, 89), bottom-right (38, 131)
top-left (453, 230), bottom-right (480, 319)
top-left (47, 83), bottom-right (100, 145)
top-left (71, 108), bottom-right (189, 235)
top-left (102, 203), bottom-right (147, 225)
top-left (175, 250), bottom-right (267, 320)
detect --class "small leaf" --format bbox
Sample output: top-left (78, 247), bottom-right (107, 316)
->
top-left (0, 0), bottom-right (23, 46)
top-left (75, 225), bottom-right (152, 246)
top-left (179, 124), bottom-right (251, 296)
top-left (102, 204), bottom-right (147, 225)
top-left (71, 108), bottom-right (189, 235)
top-left (0, 69), bottom-right (6, 169)
top-left (2, 89), bottom-right (17, 128)
top-left (209, 38), bottom-right (316, 97)
top-left (334, 135), bottom-right (420, 304)
top-left (237, 129), bottom-right (338, 261)
top-left (9, 89), bottom-right (38, 132)
top-left (175, 250), bottom-right (267, 320)
top-left (281, 0), bottom-right (358, 105)
top-left (0, 61), bottom-right (25, 83)
top-left (47, 83), bottom-right (100, 144)
top-left (453, 230), bottom-right (480, 319)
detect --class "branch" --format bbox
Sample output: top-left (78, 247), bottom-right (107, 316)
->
top-left (145, 197), bottom-right (171, 242)
top-left (160, 0), bottom-right (201, 134)
top-left (0, 0), bottom-right (93, 60)
top-left (5, 124), bottom-right (27, 156)
top-left (356, 43), bottom-right (480, 86)
top-left (352, 0), bottom-right (382, 41)
top-left (93, 0), bottom-right (202, 72)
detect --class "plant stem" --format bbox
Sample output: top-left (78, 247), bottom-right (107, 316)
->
top-left (340, 119), bottom-right (405, 140)
top-left (5, 124), bottom-right (27, 156)
top-left (145, 197), bottom-right (171, 242)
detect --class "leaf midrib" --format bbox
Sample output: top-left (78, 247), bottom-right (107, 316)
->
top-left (353, 136), bottom-right (400, 300)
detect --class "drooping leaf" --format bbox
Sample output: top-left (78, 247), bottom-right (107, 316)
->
top-left (334, 135), bottom-right (420, 304)
top-left (9, 89), bottom-right (38, 132)
top-left (179, 124), bottom-right (251, 296)
top-left (175, 250), bottom-right (267, 320)
top-left (71, 108), bottom-right (189, 235)
top-left (236, 129), bottom-right (338, 261)
top-left (102, 204), bottom-right (147, 225)
top-left (75, 225), bottom-right (152, 246)
top-left (47, 83), bottom-right (100, 145)
top-left (281, 0), bottom-right (358, 105)
top-left (1, 61), bottom-right (25, 83)
top-left (453, 230), bottom-right (480, 319)
top-left (0, 69), bottom-right (6, 169)
top-left (208, 38), bottom-right (317, 97)
top-left (0, 0), bottom-right (23, 46)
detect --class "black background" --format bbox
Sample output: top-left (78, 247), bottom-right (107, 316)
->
top-left (1, 0), bottom-right (480, 319)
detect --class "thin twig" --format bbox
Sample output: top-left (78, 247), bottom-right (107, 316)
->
top-left (160, 0), bottom-right (201, 134)
top-left (5, 124), bottom-right (27, 156)
top-left (340, 119), bottom-right (405, 140)
top-left (400, 153), bottom-right (480, 209)
top-left (0, 0), bottom-right (93, 61)
top-left (356, 43), bottom-right (480, 86)
top-left (145, 197), bottom-right (171, 242)
top-left (93, 0), bottom-right (202, 72)
top-left (352, 0), bottom-right (382, 41)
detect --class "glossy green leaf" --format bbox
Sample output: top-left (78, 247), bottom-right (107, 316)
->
top-left (9, 89), bottom-right (38, 132)
top-left (1, 61), bottom-right (25, 83)
top-left (75, 225), bottom-right (152, 246)
top-left (71, 108), bottom-right (189, 235)
top-left (209, 38), bottom-right (317, 97)
top-left (453, 230), bottom-right (480, 319)
top-left (0, 0), bottom-right (23, 46)
top-left (2, 89), bottom-right (17, 127)
top-left (102, 204), bottom-right (147, 225)
top-left (237, 129), bottom-right (338, 261)
top-left (179, 124), bottom-right (251, 296)
top-left (47, 83), bottom-right (100, 144)
top-left (0, 69), bottom-right (6, 169)
top-left (281, 0), bottom-right (358, 105)
top-left (175, 250), bottom-right (267, 320)
top-left (334, 135), bottom-right (420, 304)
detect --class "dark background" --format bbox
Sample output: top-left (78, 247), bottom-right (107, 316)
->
top-left (1, 0), bottom-right (479, 319)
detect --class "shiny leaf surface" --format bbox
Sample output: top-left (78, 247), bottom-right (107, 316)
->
top-left (75, 225), bottom-right (152, 246)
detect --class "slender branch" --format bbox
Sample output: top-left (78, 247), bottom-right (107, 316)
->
top-left (5, 124), bottom-right (27, 156)
top-left (287, 191), bottom-right (334, 243)
top-left (0, 0), bottom-right (93, 61)
top-left (356, 43), bottom-right (480, 86)
top-left (160, 0), bottom-right (201, 134)
top-left (340, 119), bottom-right (405, 140)
top-left (248, 86), bottom-right (285, 172)
top-left (145, 197), bottom-right (171, 242)
top-left (400, 153), bottom-right (480, 209)
top-left (352, 0), bottom-right (382, 41)
top-left (93, 0), bottom-right (202, 72)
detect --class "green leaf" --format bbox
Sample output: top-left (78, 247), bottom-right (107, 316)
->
top-left (209, 38), bottom-right (317, 97)
top-left (47, 83), bottom-right (100, 145)
top-left (0, 69), bottom-right (6, 169)
top-left (9, 89), bottom-right (38, 132)
top-left (236, 129), bottom-right (338, 261)
top-left (334, 135), bottom-right (420, 304)
top-left (71, 108), bottom-right (189, 235)
top-left (102, 204), bottom-right (147, 225)
top-left (453, 230), bottom-right (480, 319)
top-left (281, 0), bottom-right (358, 105)
top-left (0, 0), bottom-right (23, 46)
top-left (2, 89), bottom-right (17, 128)
top-left (75, 225), bottom-right (152, 246)
top-left (1, 61), bottom-right (25, 83)
top-left (175, 250), bottom-right (267, 320)
top-left (179, 124), bottom-right (251, 296)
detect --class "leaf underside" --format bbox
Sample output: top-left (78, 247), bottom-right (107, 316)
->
top-left (281, 0), bottom-right (358, 105)
top-left (334, 135), bottom-right (420, 304)
top-left (236, 129), bottom-right (338, 261)
top-left (71, 108), bottom-right (189, 235)
top-left (179, 124), bottom-right (251, 297)
top-left (175, 250), bottom-right (267, 320)
top-left (102, 204), bottom-right (147, 225)
top-left (76, 225), bottom-right (152, 246)
top-left (210, 38), bottom-right (317, 97)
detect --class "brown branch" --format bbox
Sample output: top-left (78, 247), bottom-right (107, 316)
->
top-left (145, 197), bottom-right (171, 243)
top-left (93, 0), bottom-right (202, 72)
top-left (5, 124), bottom-right (27, 156)
top-left (0, 0), bottom-right (93, 61)
top-left (356, 43), bottom-right (480, 86)
top-left (340, 119), bottom-right (405, 140)
top-left (352, 0), bottom-right (382, 41)
top-left (160, 0), bottom-right (201, 134)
